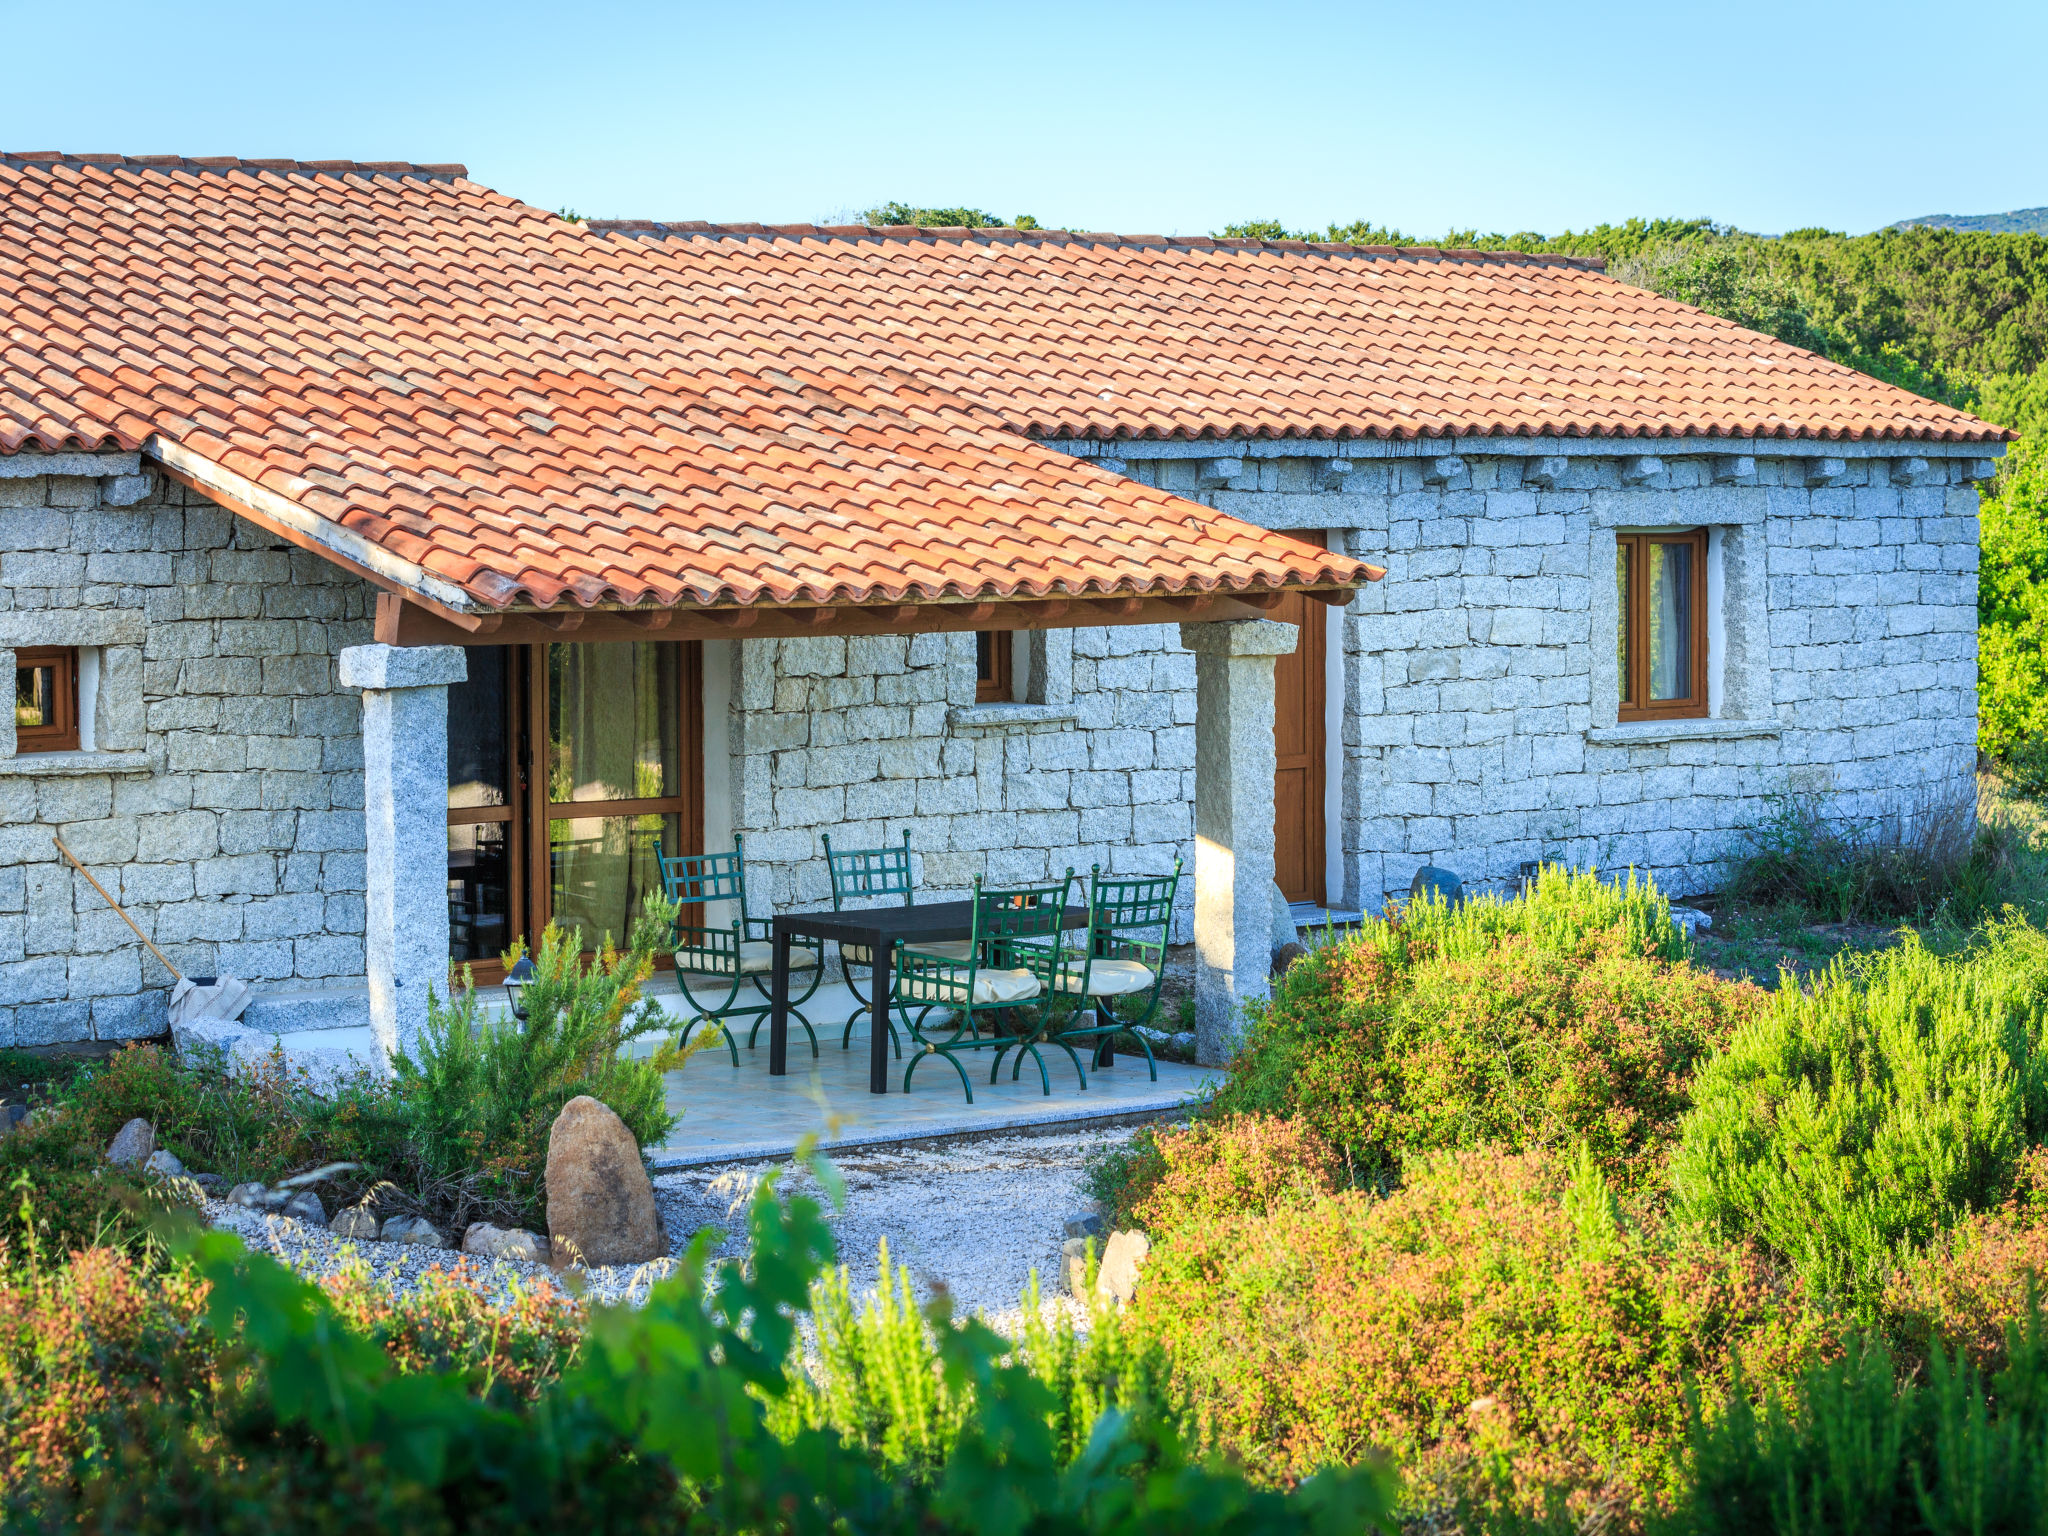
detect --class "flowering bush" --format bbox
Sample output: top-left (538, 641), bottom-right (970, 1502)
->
top-left (1129, 1139), bottom-right (1828, 1529)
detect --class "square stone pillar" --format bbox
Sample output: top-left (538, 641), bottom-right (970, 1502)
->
top-left (338, 643), bottom-right (467, 1067)
top-left (1180, 618), bottom-right (1298, 1066)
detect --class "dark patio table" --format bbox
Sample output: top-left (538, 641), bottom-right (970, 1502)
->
top-left (767, 901), bottom-right (1092, 1093)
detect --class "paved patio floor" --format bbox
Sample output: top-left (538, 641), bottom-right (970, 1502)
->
top-left (640, 978), bottom-right (1212, 1168)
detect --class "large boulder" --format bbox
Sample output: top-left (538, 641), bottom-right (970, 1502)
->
top-left (545, 1096), bottom-right (666, 1268)
top-left (106, 1118), bottom-right (155, 1167)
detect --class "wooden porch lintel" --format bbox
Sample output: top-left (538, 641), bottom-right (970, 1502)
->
top-left (376, 590), bottom-right (1325, 646)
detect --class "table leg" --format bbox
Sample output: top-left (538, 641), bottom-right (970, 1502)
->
top-left (769, 929), bottom-right (790, 1076)
top-left (869, 926), bottom-right (890, 1094)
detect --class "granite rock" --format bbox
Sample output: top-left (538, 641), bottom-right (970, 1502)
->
top-left (1096, 1229), bottom-right (1151, 1305)
top-left (331, 1205), bottom-right (380, 1240)
top-left (106, 1117), bottom-right (155, 1167)
top-left (463, 1222), bottom-right (550, 1263)
top-left (545, 1095), bottom-right (665, 1268)
top-left (380, 1214), bottom-right (448, 1248)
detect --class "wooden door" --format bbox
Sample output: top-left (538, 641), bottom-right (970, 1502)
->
top-left (1272, 533), bottom-right (1327, 906)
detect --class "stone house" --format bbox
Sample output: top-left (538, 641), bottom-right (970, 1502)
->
top-left (0, 155), bottom-right (2008, 1067)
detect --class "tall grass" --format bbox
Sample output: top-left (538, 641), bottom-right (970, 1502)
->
top-left (1671, 917), bottom-right (2048, 1316)
top-left (1667, 1312), bottom-right (2048, 1535)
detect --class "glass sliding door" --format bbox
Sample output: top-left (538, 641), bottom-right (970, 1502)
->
top-left (544, 641), bottom-right (695, 952)
top-left (447, 639), bottom-right (701, 973)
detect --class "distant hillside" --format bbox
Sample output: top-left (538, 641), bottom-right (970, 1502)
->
top-left (1890, 208), bottom-right (2048, 235)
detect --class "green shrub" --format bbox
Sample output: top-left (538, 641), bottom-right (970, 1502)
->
top-left (0, 1110), bottom-right (190, 1270)
top-left (1664, 1315), bottom-right (2048, 1536)
top-left (392, 893), bottom-right (683, 1226)
top-left (1216, 868), bottom-right (1749, 1190)
top-left (1671, 918), bottom-right (2048, 1317)
top-left (68, 1041), bottom-right (414, 1202)
top-left (771, 1239), bottom-right (1183, 1483)
top-left (1128, 1141), bottom-right (1827, 1527)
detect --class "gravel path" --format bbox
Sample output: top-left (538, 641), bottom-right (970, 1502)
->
top-left (204, 1126), bottom-right (1133, 1329)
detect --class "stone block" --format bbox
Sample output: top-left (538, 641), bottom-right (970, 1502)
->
top-left (68, 947), bottom-right (141, 998)
top-left (16, 999), bottom-right (90, 1045)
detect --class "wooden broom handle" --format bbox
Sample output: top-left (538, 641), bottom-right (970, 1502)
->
top-left (52, 836), bottom-right (183, 983)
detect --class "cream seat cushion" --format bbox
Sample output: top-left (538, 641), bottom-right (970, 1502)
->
top-left (900, 966), bottom-right (1042, 1007)
top-left (676, 941), bottom-right (822, 976)
top-left (1054, 959), bottom-right (1156, 998)
top-left (843, 939), bottom-right (973, 965)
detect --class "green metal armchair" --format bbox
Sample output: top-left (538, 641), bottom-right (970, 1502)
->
top-left (895, 873), bottom-right (1079, 1103)
top-left (819, 829), bottom-right (970, 1058)
top-left (652, 835), bottom-right (824, 1064)
top-left (1047, 860), bottom-right (1183, 1082)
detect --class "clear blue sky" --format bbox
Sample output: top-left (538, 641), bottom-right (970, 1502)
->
top-left (5, 0), bottom-right (2042, 238)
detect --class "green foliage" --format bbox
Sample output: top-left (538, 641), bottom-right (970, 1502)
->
top-left (861, 202), bottom-right (1041, 230)
top-left (391, 894), bottom-right (682, 1226)
top-left (1721, 790), bottom-right (1980, 925)
top-left (1980, 440), bottom-right (2048, 783)
top-left (770, 1239), bottom-right (1184, 1483)
top-left (1128, 1140), bottom-right (1827, 1526)
top-left (1670, 918), bottom-right (2048, 1317)
top-left (0, 1112), bottom-right (183, 1270)
top-left (14, 1165), bottom-right (1399, 1534)
top-left (1212, 867), bottom-right (1742, 1190)
top-left (1664, 1316), bottom-right (2048, 1536)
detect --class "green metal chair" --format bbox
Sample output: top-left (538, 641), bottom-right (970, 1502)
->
top-left (819, 829), bottom-right (972, 1058)
top-left (895, 873), bottom-right (1079, 1103)
top-left (1047, 860), bottom-right (1183, 1082)
top-left (652, 835), bottom-right (825, 1064)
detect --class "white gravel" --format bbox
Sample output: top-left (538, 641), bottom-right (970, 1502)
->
top-left (202, 1126), bottom-right (1134, 1328)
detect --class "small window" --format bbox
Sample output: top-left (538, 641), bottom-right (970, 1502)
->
top-left (1616, 530), bottom-right (1708, 721)
top-left (14, 646), bottom-right (80, 752)
top-left (975, 630), bottom-right (1013, 704)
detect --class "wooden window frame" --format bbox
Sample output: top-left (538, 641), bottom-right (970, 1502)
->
top-left (1616, 528), bottom-right (1710, 722)
top-left (974, 630), bottom-right (1013, 703)
top-left (14, 646), bottom-right (80, 753)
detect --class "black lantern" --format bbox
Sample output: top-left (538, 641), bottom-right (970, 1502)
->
top-left (503, 954), bottom-right (536, 1022)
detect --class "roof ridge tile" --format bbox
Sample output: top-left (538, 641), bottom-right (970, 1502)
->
top-left (0, 152), bottom-right (468, 178)
top-left (584, 217), bottom-right (1609, 269)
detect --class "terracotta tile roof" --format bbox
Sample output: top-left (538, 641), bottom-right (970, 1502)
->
top-left (592, 221), bottom-right (2009, 446)
top-left (0, 155), bottom-right (1373, 614)
top-left (0, 157), bottom-right (2002, 618)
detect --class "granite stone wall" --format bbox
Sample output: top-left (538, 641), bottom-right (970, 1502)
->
top-left (0, 437), bottom-right (1993, 1043)
top-left (724, 626), bottom-right (1199, 931)
top-left (0, 459), bottom-right (374, 1045)
top-left (1098, 442), bottom-right (1988, 909)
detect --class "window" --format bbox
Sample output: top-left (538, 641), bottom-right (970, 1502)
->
top-left (14, 647), bottom-right (79, 753)
top-left (1615, 529), bottom-right (1708, 721)
top-left (975, 630), bottom-right (1013, 703)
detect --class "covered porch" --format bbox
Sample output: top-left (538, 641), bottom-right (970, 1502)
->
top-left (339, 588), bottom-right (1352, 1134)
